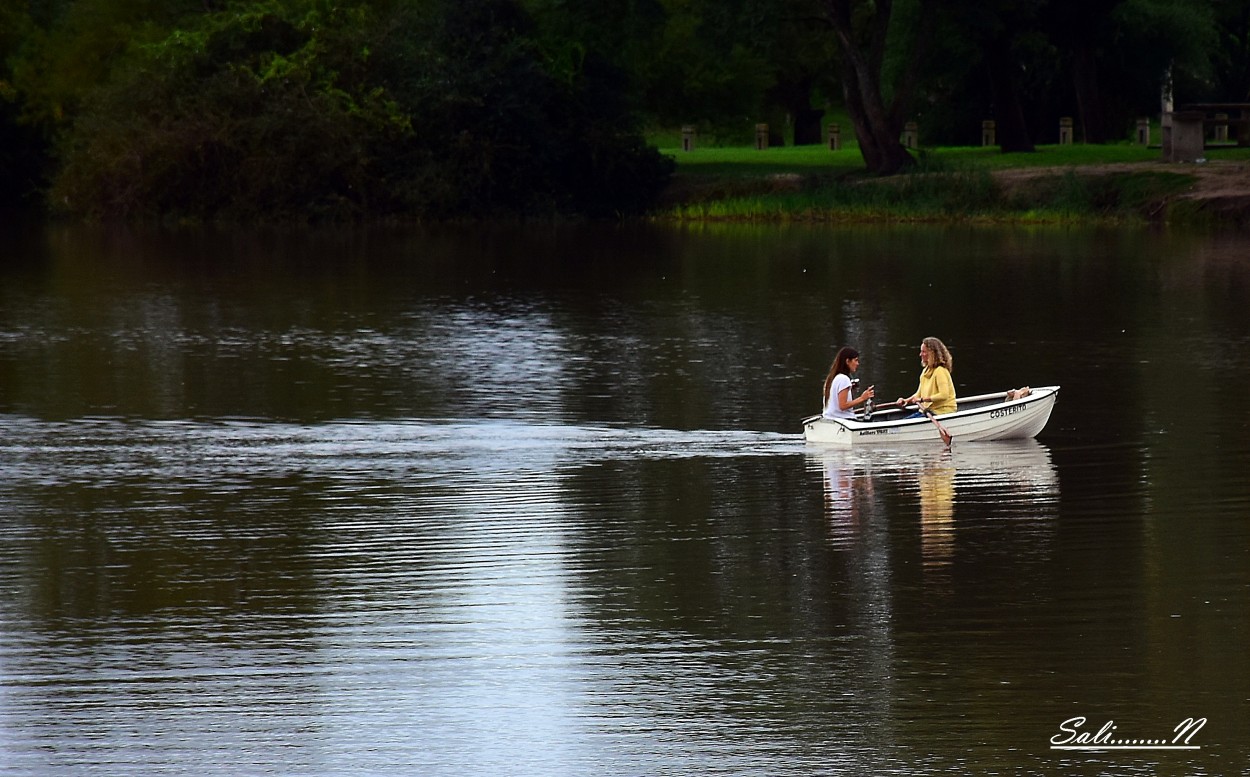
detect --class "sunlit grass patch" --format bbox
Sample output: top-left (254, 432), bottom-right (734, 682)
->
top-left (653, 140), bottom-right (1221, 223)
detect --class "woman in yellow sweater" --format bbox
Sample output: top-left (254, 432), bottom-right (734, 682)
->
top-left (897, 337), bottom-right (957, 415)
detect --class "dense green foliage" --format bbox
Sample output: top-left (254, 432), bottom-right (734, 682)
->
top-left (52, 4), bottom-right (407, 219)
top-left (5, 0), bottom-right (673, 220)
top-left (2, 0), bottom-right (1249, 218)
top-left (0, 0), bottom-right (45, 205)
top-left (527, 0), bottom-right (1244, 168)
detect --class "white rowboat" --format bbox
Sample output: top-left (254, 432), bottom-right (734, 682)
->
top-left (803, 386), bottom-right (1059, 446)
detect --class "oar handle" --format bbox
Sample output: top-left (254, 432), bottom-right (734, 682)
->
top-left (870, 400), bottom-right (908, 410)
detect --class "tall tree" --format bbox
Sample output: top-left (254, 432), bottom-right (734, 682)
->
top-left (984, 38), bottom-right (1037, 152)
top-left (1039, 0), bottom-right (1216, 142)
top-left (1040, 0), bottom-right (1122, 142)
top-left (529, 0), bottom-right (840, 146)
top-left (822, 0), bottom-right (931, 174)
top-left (0, 0), bottom-right (49, 204)
top-left (768, 3), bottom-right (840, 145)
top-left (1212, 0), bottom-right (1250, 99)
top-left (961, 0), bottom-right (1045, 152)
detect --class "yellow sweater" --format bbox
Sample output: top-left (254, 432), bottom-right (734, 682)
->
top-left (917, 366), bottom-right (957, 415)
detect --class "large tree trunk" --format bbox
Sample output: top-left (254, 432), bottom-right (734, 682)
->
top-left (824, 0), bottom-right (926, 175)
top-left (986, 40), bottom-right (1035, 153)
top-left (839, 54), bottom-right (911, 173)
top-left (1071, 44), bottom-right (1108, 143)
top-left (768, 77), bottom-right (825, 145)
top-left (794, 106), bottom-right (825, 145)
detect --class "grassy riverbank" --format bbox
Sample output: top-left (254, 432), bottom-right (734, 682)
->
top-left (651, 141), bottom-right (1250, 225)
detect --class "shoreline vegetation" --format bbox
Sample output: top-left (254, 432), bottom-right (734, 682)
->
top-left (9, 139), bottom-right (1250, 229)
top-left (650, 141), bottom-right (1250, 227)
top-left (9, 2), bottom-right (1250, 228)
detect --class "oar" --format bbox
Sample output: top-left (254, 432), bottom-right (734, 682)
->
top-left (868, 400), bottom-right (906, 411)
top-left (916, 403), bottom-right (953, 448)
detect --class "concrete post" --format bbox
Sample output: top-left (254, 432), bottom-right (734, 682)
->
top-left (828, 123), bottom-right (841, 151)
top-left (1135, 118), bottom-right (1150, 146)
top-left (902, 121), bottom-right (918, 149)
top-left (1163, 111), bottom-right (1204, 162)
top-left (681, 126), bottom-right (695, 152)
top-left (755, 123), bottom-right (769, 151)
top-left (1059, 117), bottom-right (1074, 145)
top-left (1214, 113), bottom-right (1229, 142)
top-left (981, 120), bottom-right (996, 147)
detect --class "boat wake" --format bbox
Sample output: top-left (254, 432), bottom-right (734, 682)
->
top-left (0, 415), bottom-right (807, 487)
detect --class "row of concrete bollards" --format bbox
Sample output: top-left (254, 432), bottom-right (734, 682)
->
top-left (676, 116), bottom-right (1221, 151)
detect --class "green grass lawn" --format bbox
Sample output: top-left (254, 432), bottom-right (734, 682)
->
top-left (647, 138), bottom-right (1249, 223)
top-left (656, 140), bottom-right (1250, 177)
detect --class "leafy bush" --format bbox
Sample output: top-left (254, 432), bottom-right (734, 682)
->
top-left (371, 0), bottom-right (674, 218)
top-left (50, 4), bottom-right (409, 220)
top-left (47, 0), bottom-right (673, 221)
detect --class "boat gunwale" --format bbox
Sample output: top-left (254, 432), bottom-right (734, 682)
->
top-left (806, 385), bottom-right (1060, 433)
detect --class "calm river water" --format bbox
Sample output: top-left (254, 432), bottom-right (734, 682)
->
top-left (1, 219), bottom-right (1248, 776)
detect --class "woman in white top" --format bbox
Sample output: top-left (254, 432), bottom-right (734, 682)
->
top-left (822, 346), bottom-right (875, 419)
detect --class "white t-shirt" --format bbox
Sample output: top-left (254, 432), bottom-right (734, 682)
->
top-left (823, 373), bottom-right (856, 419)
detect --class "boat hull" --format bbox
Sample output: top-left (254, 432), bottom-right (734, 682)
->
top-left (804, 386), bottom-right (1059, 446)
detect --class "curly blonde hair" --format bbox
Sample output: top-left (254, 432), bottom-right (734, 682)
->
top-left (921, 337), bottom-right (952, 372)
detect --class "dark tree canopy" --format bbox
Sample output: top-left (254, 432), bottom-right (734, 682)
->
top-left (9, 0), bottom-right (673, 220)
top-left (1, 0), bottom-right (1244, 210)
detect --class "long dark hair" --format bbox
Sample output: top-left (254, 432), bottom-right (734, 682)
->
top-left (822, 346), bottom-right (860, 407)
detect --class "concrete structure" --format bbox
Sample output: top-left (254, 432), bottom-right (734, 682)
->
top-left (1058, 117), bottom-right (1074, 144)
top-left (902, 121), bottom-right (918, 149)
top-left (1214, 113), bottom-right (1229, 142)
top-left (1177, 103), bottom-right (1250, 147)
top-left (1162, 111), bottom-right (1205, 162)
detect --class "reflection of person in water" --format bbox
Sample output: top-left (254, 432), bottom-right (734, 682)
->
top-left (817, 452), bottom-right (876, 546)
top-left (917, 457), bottom-right (955, 565)
top-left (822, 456), bottom-right (854, 506)
top-left (812, 451), bottom-right (893, 709)
top-left (817, 451), bottom-right (953, 593)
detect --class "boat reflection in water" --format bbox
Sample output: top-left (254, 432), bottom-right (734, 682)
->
top-left (808, 438), bottom-right (1059, 568)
